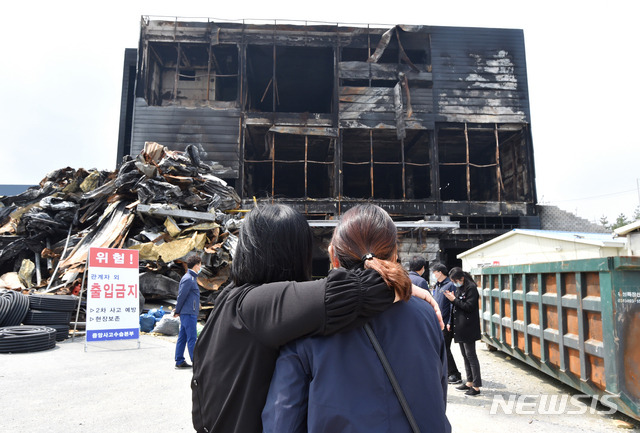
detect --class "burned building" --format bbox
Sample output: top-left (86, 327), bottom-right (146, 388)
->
top-left (117, 17), bottom-right (538, 271)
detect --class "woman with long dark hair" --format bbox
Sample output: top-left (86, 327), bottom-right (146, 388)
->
top-left (262, 204), bottom-right (450, 433)
top-left (191, 204), bottom-right (441, 433)
top-left (444, 267), bottom-right (482, 396)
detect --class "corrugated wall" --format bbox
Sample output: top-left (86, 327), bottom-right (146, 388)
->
top-left (431, 27), bottom-right (530, 124)
top-left (130, 99), bottom-right (241, 178)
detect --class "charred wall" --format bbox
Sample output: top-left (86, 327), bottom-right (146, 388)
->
top-left (121, 18), bottom-right (539, 253)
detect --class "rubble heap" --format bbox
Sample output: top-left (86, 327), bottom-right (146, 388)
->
top-left (0, 142), bottom-right (242, 307)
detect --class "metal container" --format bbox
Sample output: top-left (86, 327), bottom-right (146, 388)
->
top-left (474, 256), bottom-right (640, 420)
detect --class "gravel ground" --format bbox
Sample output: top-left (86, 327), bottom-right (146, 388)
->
top-left (446, 342), bottom-right (640, 432)
top-left (1, 333), bottom-right (638, 432)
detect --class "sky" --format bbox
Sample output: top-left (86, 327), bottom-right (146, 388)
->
top-left (1, 0), bottom-right (638, 225)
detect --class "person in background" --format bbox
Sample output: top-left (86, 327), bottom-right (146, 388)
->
top-left (174, 255), bottom-right (202, 369)
top-left (431, 263), bottom-right (462, 384)
top-left (191, 204), bottom-right (442, 433)
top-left (444, 266), bottom-right (482, 396)
top-left (408, 256), bottom-right (431, 292)
top-left (262, 204), bottom-right (450, 433)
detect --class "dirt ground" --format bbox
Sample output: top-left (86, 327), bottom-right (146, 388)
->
top-left (1, 333), bottom-right (638, 432)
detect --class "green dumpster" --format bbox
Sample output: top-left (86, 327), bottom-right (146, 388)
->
top-left (473, 256), bottom-right (640, 420)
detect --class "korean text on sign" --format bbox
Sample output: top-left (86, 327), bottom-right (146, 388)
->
top-left (87, 247), bottom-right (140, 342)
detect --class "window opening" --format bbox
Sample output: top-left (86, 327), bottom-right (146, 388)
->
top-left (144, 42), bottom-right (238, 106)
top-left (245, 45), bottom-right (333, 113)
top-left (438, 123), bottom-right (510, 202)
top-left (243, 127), bottom-right (333, 198)
top-left (342, 129), bottom-right (428, 199)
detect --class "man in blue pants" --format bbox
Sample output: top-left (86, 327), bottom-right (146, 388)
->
top-left (174, 255), bottom-right (202, 369)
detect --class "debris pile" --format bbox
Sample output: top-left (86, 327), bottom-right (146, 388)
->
top-left (0, 142), bottom-right (242, 309)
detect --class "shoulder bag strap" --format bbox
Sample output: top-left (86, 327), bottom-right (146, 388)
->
top-left (364, 323), bottom-right (421, 433)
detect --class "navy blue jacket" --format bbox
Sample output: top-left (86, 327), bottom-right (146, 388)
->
top-left (408, 270), bottom-right (430, 292)
top-left (433, 276), bottom-right (455, 326)
top-left (175, 269), bottom-right (200, 315)
top-left (263, 297), bottom-right (450, 433)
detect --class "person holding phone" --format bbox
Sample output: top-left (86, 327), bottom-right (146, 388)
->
top-left (443, 267), bottom-right (482, 396)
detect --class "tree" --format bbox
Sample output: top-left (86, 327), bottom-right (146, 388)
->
top-left (612, 213), bottom-right (630, 230)
top-left (599, 215), bottom-right (610, 229)
top-left (633, 206), bottom-right (640, 222)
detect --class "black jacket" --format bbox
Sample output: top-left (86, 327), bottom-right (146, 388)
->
top-left (450, 279), bottom-right (481, 343)
top-left (191, 268), bottom-right (394, 433)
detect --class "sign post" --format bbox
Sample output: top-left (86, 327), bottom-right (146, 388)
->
top-left (86, 247), bottom-right (140, 350)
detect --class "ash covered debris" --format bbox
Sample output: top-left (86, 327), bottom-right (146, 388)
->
top-left (0, 142), bottom-right (242, 308)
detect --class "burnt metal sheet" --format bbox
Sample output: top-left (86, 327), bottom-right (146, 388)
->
top-left (268, 125), bottom-right (338, 138)
top-left (339, 62), bottom-right (432, 81)
top-left (431, 26), bottom-right (530, 124)
top-left (131, 99), bottom-right (241, 178)
top-left (58, 202), bottom-right (134, 271)
top-left (136, 204), bottom-right (217, 222)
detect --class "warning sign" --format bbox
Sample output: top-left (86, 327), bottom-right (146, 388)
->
top-left (86, 247), bottom-right (140, 342)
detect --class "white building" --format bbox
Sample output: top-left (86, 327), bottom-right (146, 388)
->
top-left (458, 229), bottom-right (627, 270)
top-left (614, 220), bottom-right (640, 256)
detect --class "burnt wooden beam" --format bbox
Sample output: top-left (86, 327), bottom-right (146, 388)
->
top-left (272, 44), bottom-right (278, 110)
top-left (494, 123), bottom-right (505, 202)
top-left (400, 73), bottom-right (412, 118)
top-left (394, 81), bottom-right (406, 140)
top-left (206, 45), bottom-right (213, 100)
top-left (179, 48), bottom-right (191, 69)
top-left (339, 62), bottom-right (432, 81)
top-left (369, 130), bottom-right (374, 198)
top-left (367, 26), bottom-right (394, 63)
top-left (149, 45), bottom-right (164, 67)
top-left (394, 28), bottom-right (419, 72)
top-left (268, 126), bottom-right (338, 137)
top-left (173, 43), bottom-right (181, 102)
top-left (304, 135), bottom-right (308, 198)
top-left (430, 129), bottom-right (439, 204)
top-left (266, 133), bottom-right (273, 199)
top-left (464, 122), bottom-right (470, 201)
top-left (400, 136), bottom-right (406, 199)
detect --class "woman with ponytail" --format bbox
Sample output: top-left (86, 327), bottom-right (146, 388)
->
top-left (444, 267), bottom-right (482, 396)
top-left (192, 204), bottom-right (441, 433)
top-left (262, 204), bottom-right (451, 433)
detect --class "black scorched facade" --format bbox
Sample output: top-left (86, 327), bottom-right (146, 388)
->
top-left (118, 17), bottom-right (538, 270)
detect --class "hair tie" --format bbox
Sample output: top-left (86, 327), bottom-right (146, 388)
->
top-left (362, 253), bottom-right (375, 262)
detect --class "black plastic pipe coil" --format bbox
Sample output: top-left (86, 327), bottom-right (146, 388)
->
top-left (0, 290), bottom-right (30, 327)
top-left (0, 325), bottom-right (56, 353)
top-left (28, 294), bottom-right (78, 312)
top-left (23, 310), bottom-right (72, 325)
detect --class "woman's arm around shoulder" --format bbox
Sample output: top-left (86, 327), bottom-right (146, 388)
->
top-left (238, 268), bottom-right (394, 347)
